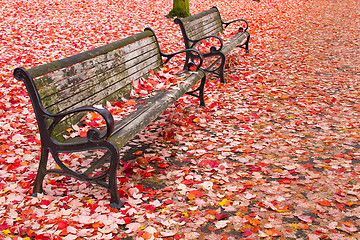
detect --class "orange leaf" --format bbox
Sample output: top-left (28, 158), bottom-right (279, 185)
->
top-left (317, 199), bottom-right (331, 207)
top-left (243, 148), bottom-right (253, 153)
top-left (276, 206), bottom-right (290, 212)
top-left (125, 99), bottom-right (136, 106)
top-left (298, 222), bottom-right (309, 229)
top-left (265, 229), bottom-right (282, 236)
top-left (142, 232), bottom-right (153, 239)
top-left (343, 221), bottom-right (355, 227)
top-left (250, 218), bottom-right (261, 226)
top-left (205, 209), bottom-right (218, 215)
top-left (80, 130), bottom-right (87, 138)
top-left (187, 190), bottom-right (203, 200)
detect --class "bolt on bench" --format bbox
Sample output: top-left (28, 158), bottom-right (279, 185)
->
top-left (13, 28), bottom-right (206, 208)
top-left (175, 6), bottom-right (250, 83)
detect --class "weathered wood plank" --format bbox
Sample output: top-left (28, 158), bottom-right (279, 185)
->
top-left (50, 56), bottom-right (162, 141)
top-left (221, 31), bottom-right (250, 55)
top-left (40, 48), bottom-right (161, 110)
top-left (185, 17), bottom-right (222, 34)
top-left (187, 22), bottom-right (222, 42)
top-left (36, 37), bottom-right (159, 98)
top-left (45, 56), bottom-right (162, 114)
top-left (27, 30), bottom-right (155, 79)
top-left (110, 71), bottom-right (205, 148)
top-left (180, 7), bottom-right (218, 24)
top-left (183, 12), bottom-right (221, 31)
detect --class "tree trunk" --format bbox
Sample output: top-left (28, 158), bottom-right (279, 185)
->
top-left (166, 0), bottom-right (190, 18)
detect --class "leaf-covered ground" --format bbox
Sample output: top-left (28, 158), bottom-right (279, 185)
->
top-left (1, 0), bottom-right (360, 239)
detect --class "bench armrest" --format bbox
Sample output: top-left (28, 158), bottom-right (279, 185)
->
top-left (222, 19), bottom-right (249, 32)
top-left (49, 106), bottom-right (115, 142)
top-left (188, 35), bottom-right (224, 52)
top-left (162, 48), bottom-right (204, 70)
top-left (144, 27), bottom-right (204, 70)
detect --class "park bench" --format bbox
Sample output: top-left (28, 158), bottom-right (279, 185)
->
top-left (13, 28), bottom-right (206, 208)
top-left (175, 6), bottom-right (250, 83)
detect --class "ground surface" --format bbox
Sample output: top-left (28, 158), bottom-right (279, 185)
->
top-left (0, 0), bottom-right (359, 239)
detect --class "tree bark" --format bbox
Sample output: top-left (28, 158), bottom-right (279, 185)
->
top-left (166, 0), bottom-right (190, 18)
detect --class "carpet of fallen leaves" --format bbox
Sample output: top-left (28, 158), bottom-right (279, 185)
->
top-left (1, 0), bottom-right (360, 239)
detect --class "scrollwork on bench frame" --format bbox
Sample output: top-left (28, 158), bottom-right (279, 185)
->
top-left (14, 67), bottom-right (122, 209)
top-left (13, 28), bottom-right (208, 209)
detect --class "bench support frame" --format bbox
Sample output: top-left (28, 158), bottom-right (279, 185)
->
top-left (175, 6), bottom-right (250, 83)
top-left (13, 28), bottom-right (206, 208)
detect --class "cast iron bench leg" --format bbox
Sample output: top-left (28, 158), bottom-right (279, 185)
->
top-left (32, 147), bottom-right (49, 196)
top-left (218, 53), bottom-right (226, 84)
top-left (186, 74), bottom-right (206, 107)
top-left (238, 35), bottom-right (250, 53)
top-left (107, 142), bottom-right (123, 209)
top-left (245, 35), bottom-right (250, 53)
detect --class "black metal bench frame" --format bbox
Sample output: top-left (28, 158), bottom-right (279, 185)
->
top-left (13, 28), bottom-right (206, 208)
top-left (175, 6), bottom-right (250, 83)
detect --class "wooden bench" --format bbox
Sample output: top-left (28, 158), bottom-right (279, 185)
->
top-left (175, 6), bottom-right (250, 83)
top-left (13, 28), bottom-right (206, 208)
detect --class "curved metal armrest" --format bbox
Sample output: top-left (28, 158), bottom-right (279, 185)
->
top-left (223, 19), bottom-right (249, 32)
top-left (162, 48), bottom-right (204, 70)
top-left (189, 35), bottom-right (224, 52)
top-left (49, 105), bottom-right (115, 142)
top-left (143, 27), bottom-right (203, 70)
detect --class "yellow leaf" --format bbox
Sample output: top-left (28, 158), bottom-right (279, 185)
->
top-left (276, 206), bottom-right (290, 212)
top-left (2, 229), bottom-right (11, 235)
top-left (218, 198), bottom-right (231, 206)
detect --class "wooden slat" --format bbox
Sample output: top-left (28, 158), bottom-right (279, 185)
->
top-left (187, 22), bottom-right (222, 41)
top-left (46, 55), bottom-right (162, 114)
top-left (40, 46), bottom-right (160, 110)
top-left (110, 70), bottom-right (205, 148)
top-left (182, 13), bottom-right (222, 41)
top-left (36, 37), bottom-right (158, 98)
top-left (27, 30), bottom-right (155, 79)
top-left (180, 7), bottom-right (218, 24)
top-left (184, 11), bottom-right (221, 31)
top-left (221, 31), bottom-right (250, 55)
top-left (26, 30), bottom-right (165, 141)
top-left (185, 17), bottom-right (222, 34)
top-left (49, 55), bottom-right (162, 140)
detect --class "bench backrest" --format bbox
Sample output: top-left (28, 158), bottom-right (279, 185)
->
top-left (175, 7), bottom-right (223, 46)
top-left (30, 30), bottom-right (162, 114)
top-left (14, 29), bottom-right (163, 139)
